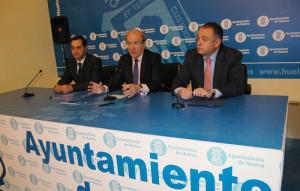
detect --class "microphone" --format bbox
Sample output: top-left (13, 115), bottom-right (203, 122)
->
top-left (104, 67), bottom-right (118, 101)
top-left (161, 84), bottom-right (184, 109)
top-left (22, 70), bottom-right (42, 98)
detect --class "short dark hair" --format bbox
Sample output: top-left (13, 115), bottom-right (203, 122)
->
top-left (70, 35), bottom-right (87, 47)
top-left (202, 22), bottom-right (223, 41)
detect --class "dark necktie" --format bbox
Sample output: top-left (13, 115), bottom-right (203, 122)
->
top-left (204, 58), bottom-right (211, 90)
top-left (133, 59), bottom-right (139, 84)
top-left (78, 62), bottom-right (82, 78)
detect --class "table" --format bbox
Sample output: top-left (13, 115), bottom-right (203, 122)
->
top-left (0, 88), bottom-right (288, 191)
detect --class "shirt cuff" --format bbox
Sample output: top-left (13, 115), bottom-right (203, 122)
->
top-left (174, 87), bottom-right (183, 95)
top-left (215, 89), bottom-right (222, 98)
top-left (140, 84), bottom-right (150, 95)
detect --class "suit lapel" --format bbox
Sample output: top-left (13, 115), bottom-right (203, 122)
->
top-left (140, 50), bottom-right (149, 83)
top-left (213, 46), bottom-right (225, 88)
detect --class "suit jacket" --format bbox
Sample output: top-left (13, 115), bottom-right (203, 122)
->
top-left (109, 49), bottom-right (163, 93)
top-left (171, 44), bottom-right (245, 98)
top-left (57, 54), bottom-right (103, 91)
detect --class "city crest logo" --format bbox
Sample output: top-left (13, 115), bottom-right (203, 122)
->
top-left (10, 118), bottom-right (18, 130)
top-left (103, 132), bottom-right (117, 148)
top-left (66, 127), bottom-right (76, 141)
top-left (57, 183), bottom-right (66, 191)
top-left (73, 170), bottom-right (83, 183)
top-left (150, 139), bottom-right (166, 156)
top-left (207, 147), bottom-right (227, 166)
top-left (34, 122), bottom-right (44, 135)
top-left (109, 180), bottom-right (122, 191)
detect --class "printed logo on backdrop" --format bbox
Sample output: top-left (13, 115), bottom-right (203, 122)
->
top-left (99, 43), bottom-right (106, 51)
top-left (18, 155), bottom-right (26, 166)
top-left (172, 37), bottom-right (181, 46)
top-left (22, 139), bottom-right (27, 150)
top-left (221, 19), bottom-right (232, 30)
top-left (34, 122), bottom-right (44, 135)
top-left (235, 32), bottom-right (247, 43)
top-left (30, 173), bottom-right (38, 185)
top-left (25, 187), bottom-right (31, 191)
top-left (257, 46), bottom-right (269, 57)
top-left (160, 25), bottom-right (169, 34)
top-left (1, 135), bottom-right (8, 146)
top-left (189, 22), bottom-right (199, 32)
top-left (73, 170), bottom-right (83, 183)
top-left (66, 127), bottom-right (76, 141)
top-left (0, 154), bottom-right (7, 186)
top-left (257, 16), bottom-right (270, 27)
top-left (104, 132), bottom-right (117, 148)
top-left (42, 162), bottom-right (51, 174)
top-left (113, 53), bottom-right (121, 61)
top-left (90, 32), bottom-right (97, 41)
top-left (8, 167), bottom-right (15, 177)
top-left (272, 30), bottom-right (285, 41)
top-left (57, 183), bottom-right (66, 191)
top-left (109, 180), bottom-right (122, 191)
top-left (162, 50), bottom-right (170, 60)
top-left (207, 147), bottom-right (227, 166)
top-left (10, 118), bottom-right (18, 130)
top-left (121, 41), bottom-right (127, 49)
top-left (146, 39), bottom-right (153, 48)
top-left (150, 139), bottom-right (166, 156)
top-left (111, 30), bottom-right (118, 39)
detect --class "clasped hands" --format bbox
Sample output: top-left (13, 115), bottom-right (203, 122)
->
top-left (54, 84), bottom-right (73, 94)
top-left (178, 88), bottom-right (213, 100)
top-left (88, 82), bottom-right (140, 98)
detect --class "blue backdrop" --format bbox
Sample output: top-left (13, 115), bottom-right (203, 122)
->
top-left (48, 0), bottom-right (300, 79)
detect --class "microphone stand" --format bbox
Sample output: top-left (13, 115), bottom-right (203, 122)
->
top-left (104, 68), bottom-right (117, 101)
top-left (161, 84), bottom-right (184, 109)
top-left (22, 70), bottom-right (43, 98)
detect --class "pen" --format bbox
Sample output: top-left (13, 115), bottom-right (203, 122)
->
top-left (98, 101), bottom-right (115, 107)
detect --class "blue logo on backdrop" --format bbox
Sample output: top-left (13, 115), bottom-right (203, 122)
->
top-left (8, 167), bottom-right (15, 177)
top-left (66, 127), bottom-right (76, 141)
top-left (18, 155), bottom-right (26, 166)
top-left (207, 147), bottom-right (227, 166)
top-left (150, 139), bottom-right (166, 156)
top-left (73, 170), bottom-right (83, 183)
top-left (103, 132), bottom-right (116, 148)
top-left (25, 187), bottom-right (31, 191)
top-left (34, 122), bottom-right (44, 135)
top-left (57, 183), bottom-right (66, 191)
top-left (42, 162), bottom-right (51, 174)
top-left (1, 135), bottom-right (8, 146)
top-left (109, 180), bottom-right (122, 191)
top-left (0, 155), bottom-right (7, 186)
top-left (30, 174), bottom-right (38, 185)
top-left (23, 139), bottom-right (27, 150)
top-left (10, 118), bottom-right (18, 130)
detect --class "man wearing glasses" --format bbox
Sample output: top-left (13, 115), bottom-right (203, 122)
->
top-left (88, 29), bottom-right (163, 98)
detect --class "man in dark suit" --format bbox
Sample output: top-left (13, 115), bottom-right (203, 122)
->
top-left (88, 29), bottom-right (162, 98)
top-left (171, 22), bottom-right (245, 99)
top-left (54, 35), bottom-right (102, 93)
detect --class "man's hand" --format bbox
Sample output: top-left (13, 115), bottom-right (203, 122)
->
top-left (193, 88), bottom-right (212, 98)
top-left (122, 84), bottom-right (140, 98)
top-left (88, 82), bottom-right (106, 95)
top-left (54, 84), bottom-right (62, 93)
top-left (178, 88), bottom-right (193, 100)
top-left (60, 85), bottom-right (73, 94)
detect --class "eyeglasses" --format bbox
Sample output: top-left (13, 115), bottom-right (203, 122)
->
top-left (126, 40), bottom-right (145, 47)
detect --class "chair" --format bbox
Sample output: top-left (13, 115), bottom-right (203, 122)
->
top-left (102, 65), bottom-right (117, 85)
top-left (160, 63), bottom-right (181, 92)
top-left (241, 63), bottom-right (252, 94)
